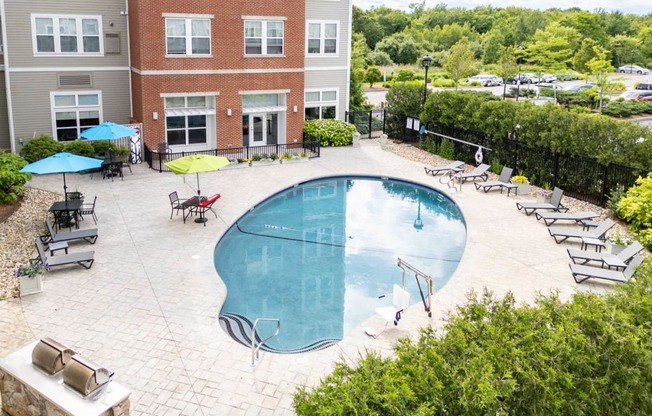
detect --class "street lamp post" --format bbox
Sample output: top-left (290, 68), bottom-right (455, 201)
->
top-left (421, 55), bottom-right (433, 106)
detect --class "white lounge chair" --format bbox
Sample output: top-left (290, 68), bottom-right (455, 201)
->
top-left (548, 218), bottom-right (615, 244)
top-left (474, 166), bottom-right (518, 196)
top-left (424, 160), bottom-right (464, 177)
top-left (454, 163), bottom-right (490, 183)
top-left (516, 187), bottom-right (567, 216)
top-left (569, 254), bottom-right (643, 284)
top-left (535, 210), bottom-right (598, 226)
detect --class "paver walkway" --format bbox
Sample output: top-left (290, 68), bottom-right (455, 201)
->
top-left (0, 141), bottom-right (609, 415)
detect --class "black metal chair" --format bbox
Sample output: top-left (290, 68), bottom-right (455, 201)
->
top-left (79, 196), bottom-right (98, 224)
top-left (169, 191), bottom-right (188, 221)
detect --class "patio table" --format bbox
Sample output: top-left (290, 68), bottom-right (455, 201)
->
top-left (49, 200), bottom-right (82, 231)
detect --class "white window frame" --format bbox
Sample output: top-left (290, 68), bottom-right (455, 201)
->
top-left (32, 14), bottom-right (103, 56)
top-left (243, 18), bottom-right (285, 56)
top-left (304, 89), bottom-right (338, 120)
top-left (50, 90), bottom-right (103, 141)
top-left (306, 20), bottom-right (339, 56)
top-left (163, 95), bottom-right (216, 148)
top-left (165, 16), bottom-right (212, 56)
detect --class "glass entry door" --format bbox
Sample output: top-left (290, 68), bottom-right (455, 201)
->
top-left (243, 113), bottom-right (278, 147)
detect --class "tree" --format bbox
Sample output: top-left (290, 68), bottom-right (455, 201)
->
top-left (350, 33), bottom-right (369, 72)
top-left (609, 35), bottom-right (642, 66)
top-left (525, 23), bottom-right (577, 70)
top-left (374, 33), bottom-right (421, 65)
top-left (367, 50), bottom-right (393, 66)
top-left (573, 39), bottom-right (601, 73)
top-left (586, 47), bottom-right (614, 112)
top-left (364, 67), bottom-right (383, 88)
top-left (349, 69), bottom-right (369, 111)
top-left (494, 46), bottom-right (520, 99)
top-left (444, 39), bottom-right (477, 89)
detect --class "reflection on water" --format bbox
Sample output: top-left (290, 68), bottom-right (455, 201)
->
top-left (214, 177), bottom-right (466, 352)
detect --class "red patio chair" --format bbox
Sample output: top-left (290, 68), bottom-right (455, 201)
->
top-left (191, 194), bottom-right (221, 226)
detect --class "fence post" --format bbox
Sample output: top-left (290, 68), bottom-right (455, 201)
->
top-left (352, 132), bottom-right (360, 147)
top-left (600, 164), bottom-right (609, 207)
top-left (380, 134), bottom-right (387, 149)
top-left (552, 153), bottom-right (559, 189)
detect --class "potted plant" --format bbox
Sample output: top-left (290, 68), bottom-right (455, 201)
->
top-left (511, 174), bottom-right (529, 196)
top-left (606, 229), bottom-right (632, 255)
top-left (15, 259), bottom-right (47, 296)
top-left (537, 182), bottom-right (553, 203)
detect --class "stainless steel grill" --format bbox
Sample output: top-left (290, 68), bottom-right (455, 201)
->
top-left (63, 355), bottom-right (114, 397)
top-left (31, 338), bottom-right (76, 375)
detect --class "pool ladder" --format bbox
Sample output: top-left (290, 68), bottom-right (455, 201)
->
top-left (397, 258), bottom-right (435, 317)
top-left (251, 318), bottom-right (280, 367)
top-left (439, 172), bottom-right (461, 192)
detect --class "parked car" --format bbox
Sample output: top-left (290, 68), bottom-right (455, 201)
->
top-left (562, 83), bottom-right (595, 92)
top-left (618, 90), bottom-right (652, 100)
top-left (556, 71), bottom-right (581, 81)
top-left (635, 82), bottom-right (652, 90)
top-left (465, 74), bottom-right (502, 87)
top-left (541, 74), bottom-right (557, 83)
top-left (618, 65), bottom-right (650, 75)
top-left (538, 82), bottom-right (563, 90)
top-left (506, 74), bottom-right (534, 84)
top-left (640, 94), bottom-right (652, 101)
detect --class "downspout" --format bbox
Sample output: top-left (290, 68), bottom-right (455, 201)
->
top-left (124, 0), bottom-right (133, 119)
top-left (1, 0), bottom-right (16, 153)
top-left (345, 0), bottom-right (352, 114)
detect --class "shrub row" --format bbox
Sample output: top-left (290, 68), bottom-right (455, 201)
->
top-left (303, 119), bottom-right (357, 147)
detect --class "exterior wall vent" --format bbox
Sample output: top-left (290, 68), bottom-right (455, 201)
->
top-left (105, 33), bottom-right (121, 54)
top-left (58, 74), bottom-right (93, 87)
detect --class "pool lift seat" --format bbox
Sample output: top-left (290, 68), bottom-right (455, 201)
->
top-left (365, 284), bottom-right (411, 338)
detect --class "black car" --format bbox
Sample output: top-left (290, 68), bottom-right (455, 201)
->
top-left (506, 74), bottom-right (534, 84)
top-left (635, 83), bottom-right (652, 90)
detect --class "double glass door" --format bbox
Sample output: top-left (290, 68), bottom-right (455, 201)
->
top-left (243, 113), bottom-right (278, 147)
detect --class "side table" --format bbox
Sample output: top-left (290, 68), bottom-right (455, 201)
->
top-left (581, 237), bottom-right (605, 252)
top-left (48, 241), bottom-right (69, 256)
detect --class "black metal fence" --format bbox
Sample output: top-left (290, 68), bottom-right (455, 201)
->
top-left (145, 138), bottom-right (320, 173)
top-left (345, 109), bottom-right (385, 139)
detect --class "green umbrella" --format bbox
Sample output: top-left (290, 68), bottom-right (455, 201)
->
top-left (165, 155), bottom-right (230, 196)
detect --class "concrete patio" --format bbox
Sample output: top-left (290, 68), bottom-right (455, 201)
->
top-left (0, 140), bottom-right (610, 415)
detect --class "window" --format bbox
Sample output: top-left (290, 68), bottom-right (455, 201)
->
top-left (165, 96), bottom-right (216, 146)
top-left (50, 91), bottom-right (102, 141)
top-left (166, 18), bottom-right (211, 55)
top-left (244, 20), bottom-right (284, 55)
top-left (305, 90), bottom-right (337, 120)
top-left (33, 15), bottom-right (102, 55)
top-left (306, 21), bottom-right (338, 55)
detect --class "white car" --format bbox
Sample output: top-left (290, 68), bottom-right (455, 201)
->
top-left (541, 73), bottom-right (557, 83)
top-left (466, 74), bottom-right (502, 87)
top-left (618, 65), bottom-right (650, 75)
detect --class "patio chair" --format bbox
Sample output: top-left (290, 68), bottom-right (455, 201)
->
top-left (569, 254), bottom-right (643, 284)
top-left (534, 210), bottom-right (598, 226)
top-left (189, 193), bottom-right (221, 226)
top-left (567, 240), bottom-right (644, 269)
top-left (43, 217), bottom-right (98, 245)
top-left (473, 167), bottom-right (518, 196)
top-left (35, 238), bottom-right (95, 270)
top-left (169, 191), bottom-right (188, 221)
top-left (79, 196), bottom-right (98, 224)
top-left (454, 163), bottom-right (490, 183)
top-left (423, 160), bottom-right (464, 176)
top-left (548, 218), bottom-right (615, 244)
top-left (516, 187), bottom-right (567, 216)
top-left (364, 284), bottom-right (411, 338)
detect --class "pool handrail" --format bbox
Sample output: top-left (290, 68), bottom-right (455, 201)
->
top-left (251, 318), bottom-right (281, 367)
top-left (397, 257), bottom-right (435, 318)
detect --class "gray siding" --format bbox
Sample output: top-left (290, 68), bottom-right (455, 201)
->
top-left (10, 70), bottom-right (131, 146)
top-left (304, 68), bottom-right (348, 119)
top-left (4, 0), bottom-right (129, 68)
top-left (305, 0), bottom-right (350, 69)
top-left (0, 69), bottom-right (10, 151)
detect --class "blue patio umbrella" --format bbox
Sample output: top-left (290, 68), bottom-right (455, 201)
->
top-left (80, 122), bottom-right (137, 141)
top-left (20, 152), bottom-right (103, 195)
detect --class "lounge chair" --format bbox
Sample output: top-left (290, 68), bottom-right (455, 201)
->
top-left (569, 254), bottom-right (643, 284)
top-left (474, 167), bottom-right (518, 196)
top-left (35, 238), bottom-right (95, 270)
top-left (567, 241), bottom-right (644, 269)
top-left (535, 210), bottom-right (598, 226)
top-left (42, 217), bottom-right (98, 245)
top-left (548, 218), bottom-right (615, 244)
top-left (454, 163), bottom-right (489, 183)
top-left (424, 160), bottom-right (464, 176)
top-left (516, 187), bottom-right (567, 216)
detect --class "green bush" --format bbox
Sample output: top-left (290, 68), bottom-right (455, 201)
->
top-left (602, 100), bottom-right (652, 118)
top-left (354, 117), bottom-right (384, 135)
top-left (617, 173), bottom-right (652, 249)
top-left (294, 265), bottom-right (652, 414)
top-left (20, 135), bottom-right (64, 162)
top-left (438, 138), bottom-right (455, 160)
top-left (63, 140), bottom-right (96, 158)
top-left (432, 78), bottom-right (456, 88)
top-left (394, 68), bottom-right (415, 81)
top-left (303, 119), bottom-right (357, 147)
top-left (0, 151), bottom-right (31, 204)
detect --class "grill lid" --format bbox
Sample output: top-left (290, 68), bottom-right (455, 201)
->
top-left (63, 355), bottom-right (114, 397)
top-left (31, 338), bottom-right (76, 375)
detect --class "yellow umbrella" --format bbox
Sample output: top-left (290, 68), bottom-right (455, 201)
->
top-left (165, 155), bottom-right (230, 195)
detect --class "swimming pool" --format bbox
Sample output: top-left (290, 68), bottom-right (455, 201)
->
top-left (215, 176), bottom-right (466, 353)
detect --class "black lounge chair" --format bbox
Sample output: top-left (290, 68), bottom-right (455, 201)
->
top-left (567, 241), bottom-right (644, 269)
top-left (569, 254), bottom-right (643, 284)
top-left (474, 167), bottom-right (518, 196)
top-left (548, 218), bottom-right (615, 244)
top-left (535, 210), bottom-right (598, 226)
top-left (35, 238), bottom-right (95, 270)
top-left (517, 187), bottom-right (567, 216)
top-left (43, 217), bottom-right (98, 245)
top-left (424, 160), bottom-right (464, 176)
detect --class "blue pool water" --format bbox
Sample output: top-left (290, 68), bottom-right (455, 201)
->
top-left (214, 176), bottom-right (466, 353)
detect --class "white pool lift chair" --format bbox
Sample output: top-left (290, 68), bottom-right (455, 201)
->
top-left (365, 284), bottom-right (411, 338)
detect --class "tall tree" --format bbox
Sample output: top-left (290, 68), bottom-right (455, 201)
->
top-left (586, 48), bottom-right (615, 112)
top-left (609, 35), bottom-right (642, 66)
top-left (494, 46), bottom-right (520, 99)
top-left (444, 39), bottom-right (477, 90)
top-left (573, 39), bottom-right (601, 73)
